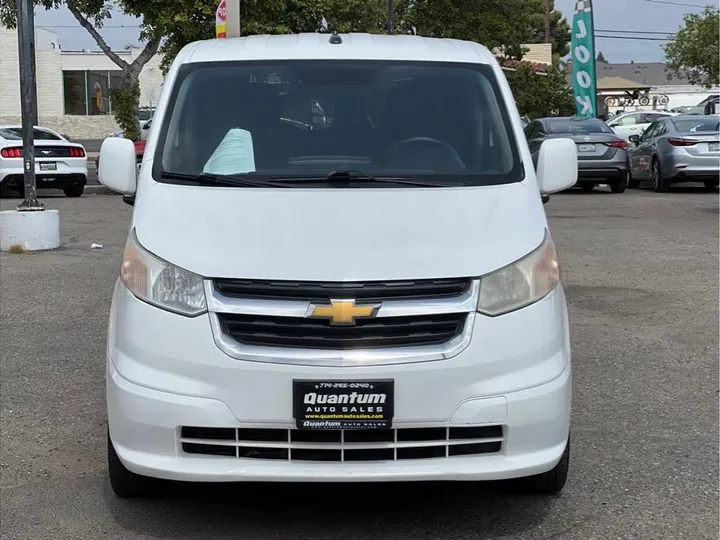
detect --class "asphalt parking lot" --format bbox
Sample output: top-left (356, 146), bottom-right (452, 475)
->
top-left (0, 187), bottom-right (718, 539)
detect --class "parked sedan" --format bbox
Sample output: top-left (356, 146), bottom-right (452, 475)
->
top-left (525, 116), bottom-right (630, 193)
top-left (628, 115), bottom-right (720, 192)
top-left (606, 110), bottom-right (676, 142)
top-left (0, 126), bottom-right (88, 197)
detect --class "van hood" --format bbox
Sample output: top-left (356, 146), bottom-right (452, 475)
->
top-left (132, 181), bottom-right (547, 281)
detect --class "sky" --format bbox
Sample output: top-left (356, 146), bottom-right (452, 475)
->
top-left (32, 0), bottom-right (712, 63)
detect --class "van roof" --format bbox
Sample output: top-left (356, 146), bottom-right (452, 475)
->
top-left (186, 33), bottom-right (496, 65)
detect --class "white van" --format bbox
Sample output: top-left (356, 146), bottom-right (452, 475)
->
top-left (98, 33), bottom-right (578, 498)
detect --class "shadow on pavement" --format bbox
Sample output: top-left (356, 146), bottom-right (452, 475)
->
top-left (104, 479), bottom-right (559, 539)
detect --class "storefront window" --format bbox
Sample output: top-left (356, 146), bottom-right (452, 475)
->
top-left (62, 70), bottom-right (124, 115)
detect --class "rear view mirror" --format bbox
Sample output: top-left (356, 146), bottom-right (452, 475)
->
top-left (628, 134), bottom-right (641, 144)
top-left (536, 138), bottom-right (577, 194)
top-left (98, 138), bottom-right (137, 196)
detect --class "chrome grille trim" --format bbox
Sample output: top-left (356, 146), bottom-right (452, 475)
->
top-left (204, 279), bottom-right (480, 318)
top-left (205, 278), bottom-right (479, 367)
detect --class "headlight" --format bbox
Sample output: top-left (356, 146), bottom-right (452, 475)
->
top-left (477, 230), bottom-right (560, 316)
top-left (120, 229), bottom-right (207, 316)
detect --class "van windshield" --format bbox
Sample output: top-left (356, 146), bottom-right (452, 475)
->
top-left (156, 60), bottom-right (523, 187)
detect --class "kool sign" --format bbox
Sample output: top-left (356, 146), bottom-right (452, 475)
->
top-left (216, 0), bottom-right (227, 38)
top-left (570, 0), bottom-right (597, 118)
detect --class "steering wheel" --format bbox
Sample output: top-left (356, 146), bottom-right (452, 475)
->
top-left (390, 137), bottom-right (465, 169)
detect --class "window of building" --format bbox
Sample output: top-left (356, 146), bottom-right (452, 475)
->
top-left (62, 70), bottom-right (124, 115)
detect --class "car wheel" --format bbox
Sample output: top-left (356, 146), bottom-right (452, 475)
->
top-left (107, 430), bottom-right (158, 498)
top-left (652, 159), bottom-right (670, 193)
top-left (610, 173), bottom-right (628, 193)
top-left (703, 180), bottom-right (719, 192)
top-left (63, 185), bottom-right (84, 198)
top-left (513, 438), bottom-right (570, 495)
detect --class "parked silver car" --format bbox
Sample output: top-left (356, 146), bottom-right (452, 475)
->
top-left (525, 117), bottom-right (630, 193)
top-left (628, 115), bottom-right (720, 192)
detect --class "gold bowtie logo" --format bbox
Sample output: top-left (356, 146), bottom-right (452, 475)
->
top-left (308, 300), bottom-right (381, 326)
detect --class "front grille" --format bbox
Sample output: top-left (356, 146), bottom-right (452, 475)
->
top-left (213, 278), bottom-right (471, 302)
top-left (219, 312), bottom-right (467, 349)
top-left (35, 146), bottom-right (72, 158)
top-left (180, 426), bottom-right (503, 462)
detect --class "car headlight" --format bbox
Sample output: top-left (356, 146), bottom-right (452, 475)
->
top-left (477, 230), bottom-right (560, 316)
top-left (120, 229), bottom-right (207, 316)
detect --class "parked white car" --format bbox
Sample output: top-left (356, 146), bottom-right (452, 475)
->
top-left (607, 111), bottom-right (677, 142)
top-left (0, 125), bottom-right (88, 197)
top-left (99, 32), bottom-right (579, 498)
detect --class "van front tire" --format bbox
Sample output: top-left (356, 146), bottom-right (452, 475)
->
top-left (513, 439), bottom-right (570, 495)
top-left (108, 431), bottom-right (158, 498)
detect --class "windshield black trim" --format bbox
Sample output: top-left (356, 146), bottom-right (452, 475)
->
top-left (152, 59), bottom-right (524, 188)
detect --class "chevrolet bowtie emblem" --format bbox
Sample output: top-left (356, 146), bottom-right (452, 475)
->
top-left (308, 300), bottom-right (381, 326)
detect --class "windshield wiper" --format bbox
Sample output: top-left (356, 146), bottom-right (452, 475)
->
top-left (160, 171), bottom-right (284, 188)
top-left (269, 169), bottom-right (448, 187)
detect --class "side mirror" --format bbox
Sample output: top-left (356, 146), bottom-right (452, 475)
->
top-left (98, 137), bottom-right (137, 196)
top-left (536, 138), bottom-right (577, 194)
top-left (628, 134), bottom-right (641, 144)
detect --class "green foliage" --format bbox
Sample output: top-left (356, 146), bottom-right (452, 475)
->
top-left (522, 0), bottom-right (570, 61)
top-left (155, 0), bottom-right (389, 74)
top-left (109, 84), bottom-right (141, 141)
top-left (508, 63), bottom-right (574, 119)
top-left (596, 51), bottom-right (608, 63)
top-left (664, 6), bottom-right (719, 89)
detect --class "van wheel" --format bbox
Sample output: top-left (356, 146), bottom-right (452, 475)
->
top-left (513, 439), bottom-right (570, 495)
top-left (652, 160), bottom-right (670, 193)
top-left (63, 185), bottom-right (84, 198)
top-left (107, 431), bottom-right (158, 498)
top-left (610, 173), bottom-right (628, 193)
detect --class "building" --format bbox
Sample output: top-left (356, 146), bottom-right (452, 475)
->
top-left (566, 60), bottom-right (720, 115)
top-left (0, 25), bottom-right (163, 139)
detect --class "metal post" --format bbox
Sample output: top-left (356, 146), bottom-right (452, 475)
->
top-left (388, 0), bottom-right (395, 34)
top-left (27, 3), bottom-right (38, 126)
top-left (16, 0), bottom-right (43, 211)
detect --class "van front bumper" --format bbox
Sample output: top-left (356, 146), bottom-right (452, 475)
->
top-left (107, 284), bottom-right (572, 483)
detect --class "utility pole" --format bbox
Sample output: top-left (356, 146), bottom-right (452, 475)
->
top-left (544, 0), bottom-right (551, 43)
top-left (388, 0), bottom-right (395, 34)
top-left (16, 0), bottom-right (42, 211)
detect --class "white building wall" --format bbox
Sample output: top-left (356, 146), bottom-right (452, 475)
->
top-left (1, 26), bottom-right (164, 138)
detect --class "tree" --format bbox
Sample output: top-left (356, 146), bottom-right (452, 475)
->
top-left (507, 63), bottom-right (574, 119)
top-left (524, 0), bottom-right (570, 65)
top-left (399, 0), bottom-right (539, 59)
top-left (664, 6), bottom-right (719, 88)
top-left (155, 0), bottom-right (389, 75)
top-left (0, 0), bottom-right (161, 141)
top-left (596, 51), bottom-right (608, 63)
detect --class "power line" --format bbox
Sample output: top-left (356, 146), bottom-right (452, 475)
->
top-left (596, 34), bottom-right (672, 41)
top-left (643, 0), bottom-right (711, 7)
top-left (37, 24), bottom-right (141, 28)
top-left (596, 28), bottom-right (676, 35)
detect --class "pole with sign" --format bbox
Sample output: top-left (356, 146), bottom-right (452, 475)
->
top-left (216, 0), bottom-right (227, 38)
top-left (17, 0), bottom-right (42, 210)
top-left (571, 0), bottom-right (597, 118)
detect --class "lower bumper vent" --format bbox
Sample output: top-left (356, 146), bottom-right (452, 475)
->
top-left (180, 425), bottom-right (503, 462)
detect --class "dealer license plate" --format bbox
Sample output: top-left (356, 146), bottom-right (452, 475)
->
top-left (577, 144), bottom-right (596, 152)
top-left (709, 142), bottom-right (719, 152)
top-left (293, 380), bottom-right (394, 430)
top-left (39, 162), bottom-right (57, 171)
